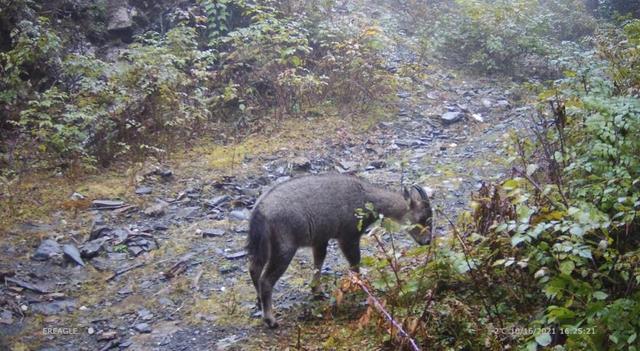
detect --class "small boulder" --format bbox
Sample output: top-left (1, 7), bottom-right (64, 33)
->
top-left (290, 156), bottom-right (311, 171)
top-left (128, 246), bottom-right (144, 256)
top-left (89, 225), bottom-right (111, 240)
top-left (441, 111), bottom-right (463, 125)
top-left (81, 237), bottom-right (109, 259)
top-left (228, 209), bottom-right (250, 221)
top-left (32, 240), bottom-right (62, 261)
top-left (137, 309), bottom-right (154, 321)
top-left (135, 186), bottom-right (152, 195)
top-left (144, 201), bottom-right (168, 217)
top-left (134, 322), bottom-right (152, 333)
top-left (201, 228), bottom-right (225, 238)
top-left (107, 6), bottom-right (135, 32)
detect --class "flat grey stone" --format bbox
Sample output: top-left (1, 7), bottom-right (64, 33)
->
top-left (224, 251), bottom-right (247, 260)
top-left (441, 111), bottom-right (463, 125)
top-left (228, 209), bottom-right (250, 221)
top-left (174, 206), bottom-right (199, 219)
top-left (128, 246), bottom-right (144, 256)
top-left (92, 200), bottom-right (125, 209)
top-left (62, 244), bottom-right (85, 266)
top-left (202, 228), bottom-right (225, 238)
top-left (205, 195), bottom-right (231, 208)
top-left (135, 186), bottom-right (152, 195)
top-left (89, 225), bottom-right (111, 240)
top-left (33, 240), bottom-right (62, 261)
top-left (134, 323), bottom-right (152, 333)
top-left (81, 237), bottom-right (109, 259)
top-left (30, 300), bottom-right (76, 316)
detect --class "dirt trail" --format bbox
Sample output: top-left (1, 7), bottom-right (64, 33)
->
top-left (0, 3), bottom-right (529, 351)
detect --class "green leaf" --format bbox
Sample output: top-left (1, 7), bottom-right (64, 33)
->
top-left (569, 225), bottom-right (584, 236)
top-left (610, 333), bottom-right (620, 344)
top-left (492, 259), bottom-right (506, 266)
top-left (517, 205), bottom-right (534, 224)
top-left (503, 179), bottom-right (519, 190)
top-left (290, 55), bottom-right (301, 67)
top-left (578, 247), bottom-right (592, 259)
top-left (511, 234), bottom-right (528, 246)
top-left (547, 305), bottom-right (576, 321)
top-left (535, 333), bottom-right (552, 347)
top-left (592, 291), bottom-right (608, 300)
top-left (559, 260), bottom-right (575, 275)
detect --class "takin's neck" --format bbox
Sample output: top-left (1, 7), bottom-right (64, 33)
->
top-left (364, 187), bottom-right (409, 221)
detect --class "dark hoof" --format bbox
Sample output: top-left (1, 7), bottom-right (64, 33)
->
top-left (264, 317), bottom-right (279, 329)
top-left (312, 291), bottom-right (328, 301)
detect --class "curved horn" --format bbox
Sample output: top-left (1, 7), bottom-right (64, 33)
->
top-left (412, 185), bottom-right (428, 201)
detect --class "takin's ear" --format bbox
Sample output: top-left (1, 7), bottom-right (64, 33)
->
top-left (404, 186), bottom-right (419, 209)
top-left (403, 186), bottom-right (411, 201)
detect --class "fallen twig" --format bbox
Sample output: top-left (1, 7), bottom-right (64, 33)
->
top-left (512, 167), bottom-right (568, 209)
top-left (349, 272), bottom-right (421, 351)
top-left (105, 262), bottom-right (146, 282)
top-left (5, 277), bottom-right (50, 294)
top-left (168, 300), bottom-right (185, 317)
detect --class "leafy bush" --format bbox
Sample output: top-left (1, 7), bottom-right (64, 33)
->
top-left (0, 0), bottom-right (394, 172)
top-left (414, 0), bottom-right (596, 75)
top-left (2, 24), bottom-right (213, 168)
top-left (587, 0), bottom-right (640, 19)
top-left (341, 20), bottom-right (639, 351)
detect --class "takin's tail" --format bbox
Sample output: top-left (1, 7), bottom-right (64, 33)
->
top-left (246, 208), bottom-right (268, 266)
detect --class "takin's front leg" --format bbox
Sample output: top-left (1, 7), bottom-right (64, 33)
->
top-left (311, 241), bottom-right (328, 297)
top-left (249, 257), bottom-right (264, 308)
top-left (338, 238), bottom-right (361, 273)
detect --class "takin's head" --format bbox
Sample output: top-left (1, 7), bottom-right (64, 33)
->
top-left (403, 185), bottom-right (433, 246)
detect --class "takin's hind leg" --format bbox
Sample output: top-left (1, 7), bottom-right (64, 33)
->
top-left (249, 257), bottom-right (264, 308)
top-left (259, 247), bottom-right (296, 328)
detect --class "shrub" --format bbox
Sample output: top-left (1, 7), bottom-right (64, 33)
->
top-left (415, 0), bottom-right (596, 75)
top-left (0, 1), bottom-right (395, 172)
top-left (343, 19), bottom-right (639, 351)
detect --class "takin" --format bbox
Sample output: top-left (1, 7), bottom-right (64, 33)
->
top-left (246, 174), bottom-right (433, 328)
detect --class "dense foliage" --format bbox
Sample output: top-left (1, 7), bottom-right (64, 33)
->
top-left (405, 0), bottom-right (596, 76)
top-left (0, 0), bottom-right (393, 173)
top-left (1, 0), bottom-right (638, 349)
top-left (347, 16), bottom-right (640, 351)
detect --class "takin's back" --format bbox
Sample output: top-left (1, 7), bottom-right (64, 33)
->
top-left (252, 174), bottom-right (377, 245)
